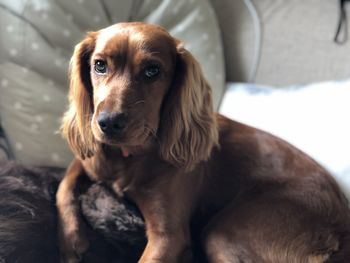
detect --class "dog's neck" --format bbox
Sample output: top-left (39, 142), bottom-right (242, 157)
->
top-left (98, 141), bottom-right (175, 194)
top-left (86, 139), bottom-right (162, 177)
top-left (100, 137), bottom-right (157, 159)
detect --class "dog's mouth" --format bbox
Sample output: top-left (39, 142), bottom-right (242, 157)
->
top-left (92, 119), bottom-right (155, 153)
top-left (98, 134), bottom-right (152, 158)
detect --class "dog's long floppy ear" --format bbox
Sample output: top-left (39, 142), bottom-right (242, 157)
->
top-left (62, 32), bottom-right (97, 159)
top-left (159, 42), bottom-right (219, 171)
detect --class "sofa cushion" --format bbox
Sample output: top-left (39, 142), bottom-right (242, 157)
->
top-left (210, 0), bottom-right (350, 85)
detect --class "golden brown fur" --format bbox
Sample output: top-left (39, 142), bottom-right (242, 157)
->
top-left (57, 22), bottom-right (350, 263)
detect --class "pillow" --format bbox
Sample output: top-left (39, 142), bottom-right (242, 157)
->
top-left (219, 80), bottom-right (350, 201)
top-left (0, 0), bottom-right (225, 167)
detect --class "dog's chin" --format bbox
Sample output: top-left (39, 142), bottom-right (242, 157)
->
top-left (92, 127), bottom-right (150, 148)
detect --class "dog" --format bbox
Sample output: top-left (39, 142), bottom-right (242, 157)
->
top-left (57, 22), bottom-right (350, 263)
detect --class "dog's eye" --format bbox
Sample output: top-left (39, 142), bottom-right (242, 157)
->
top-left (94, 60), bottom-right (107, 74)
top-left (144, 65), bottom-right (160, 79)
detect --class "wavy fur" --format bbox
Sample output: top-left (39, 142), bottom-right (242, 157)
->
top-left (159, 43), bottom-right (218, 170)
top-left (62, 32), bottom-right (97, 159)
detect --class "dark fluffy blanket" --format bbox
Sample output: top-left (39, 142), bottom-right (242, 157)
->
top-left (0, 163), bottom-right (146, 263)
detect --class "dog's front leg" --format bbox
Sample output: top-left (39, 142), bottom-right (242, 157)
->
top-left (56, 159), bottom-right (89, 263)
top-left (133, 192), bottom-right (192, 263)
top-left (139, 230), bottom-right (192, 263)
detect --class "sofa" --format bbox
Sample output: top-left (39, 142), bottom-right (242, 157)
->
top-left (0, 0), bottom-right (349, 262)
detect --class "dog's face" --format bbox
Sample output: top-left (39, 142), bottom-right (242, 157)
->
top-left (63, 22), bottom-right (218, 169)
top-left (89, 23), bottom-right (177, 147)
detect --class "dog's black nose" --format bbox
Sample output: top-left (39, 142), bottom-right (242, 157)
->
top-left (98, 111), bottom-right (128, 134)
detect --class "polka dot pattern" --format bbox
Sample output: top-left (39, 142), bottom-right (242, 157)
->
top-left (209, 53), bottom-right (216, 60)
top-left (15, 142), bottom-right (23, 151)
top-left (197, 15), bottom-right (205, 22)
top-left (31, 43), bottom-right (39, 50)
top-left (9, 48), bottom-right (18, 57)
top-left (22, 67), bottom-right (29, 74)
top-left (172, 6), bottom-right (180, 15)
top-left (201, 33), bottom-right (209, 41)
top-left (66, 14), bottom-right (73, 21)
top-left (43, 94), bottom-right (51, 102)
top-left (6, 25), bottom-right (14, 32)
top-left (14, 102), bottom-right (22, 110)
top-left (41, 13), bottom-right (48, 20)
top-left (48, 80), bottom-right (54, 86)
top-left (63, 29), bottom-right (71, 38)
top-left (1, 79), bottom-right (8, 87)
top-left (35, 115), bottom-right (43, 123)
top-left (0, 63), bottom-right (74, 167)
top-left (51, 153), bottom-right (60, 162)
top-left (30, 123), bottom-right (39, 132)
top-left (54, 59), bottom-right (63, 67)
top-left (93, 16), bottom-right (101, 23)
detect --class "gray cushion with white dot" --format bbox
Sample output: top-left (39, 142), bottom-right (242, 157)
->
top-left (0, 0), bottom-right (225, 167)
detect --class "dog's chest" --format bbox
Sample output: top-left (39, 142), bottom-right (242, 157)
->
top-left (86, 158), bottom-right (127, 181)
top-left (85, 153), bottom-right (148, 192)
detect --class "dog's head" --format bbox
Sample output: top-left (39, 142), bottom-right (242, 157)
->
top-left (62, 22), bottom-right (218, 170)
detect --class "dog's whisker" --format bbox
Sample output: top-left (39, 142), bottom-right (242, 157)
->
top-left (143, 122), bottom-right (157, 137)
top-left (126, 100), bottom-right (145, 108)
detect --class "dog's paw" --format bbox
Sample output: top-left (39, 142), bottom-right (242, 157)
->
top-left (59, 230), bottom-right (89, 263)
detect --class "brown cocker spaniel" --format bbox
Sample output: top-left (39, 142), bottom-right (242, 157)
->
top-left (57, 22), bottom-right (350, 263)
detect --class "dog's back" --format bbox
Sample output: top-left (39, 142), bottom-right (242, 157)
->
top-left (198, 115), bottom-right (350, 263)
top-left (206, 116), bottom-right (350, 262)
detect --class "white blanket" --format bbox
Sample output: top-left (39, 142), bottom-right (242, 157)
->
top-left (220, 80), bottom-right (350, 201)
